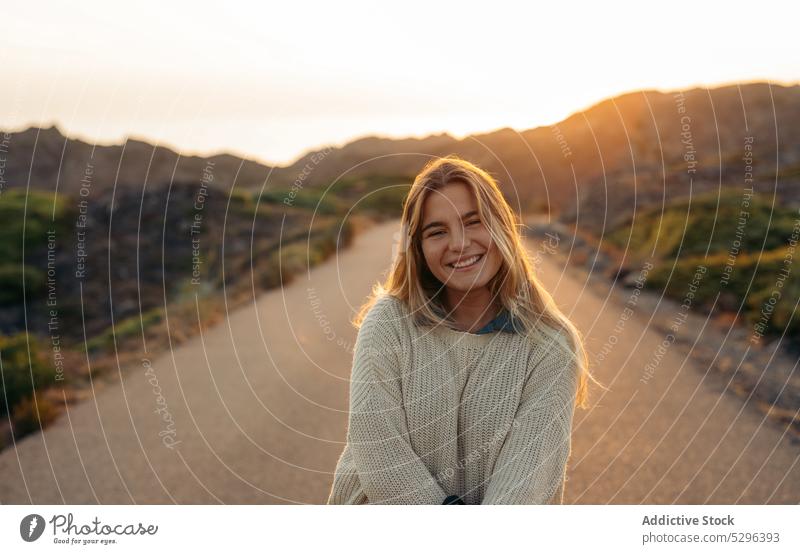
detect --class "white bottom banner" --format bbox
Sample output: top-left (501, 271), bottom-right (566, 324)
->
top-left (2, 505), bottom-right (797, 553)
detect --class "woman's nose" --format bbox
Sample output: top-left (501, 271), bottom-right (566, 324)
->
top-left (448, 224), bottom-right (471, 250)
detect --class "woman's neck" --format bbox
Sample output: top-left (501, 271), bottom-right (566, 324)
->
top-left (444, 287), bottom-right (502, 333)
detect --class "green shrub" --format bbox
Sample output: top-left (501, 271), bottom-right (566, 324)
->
top-left (11, 391), bottom-right (61, 438)
top-left (258, 188), bottom-right (345, 215)
top-left (355, 184), bottom-right (410, 218)
top-left (0, 190), bottom-right (75, 305)
top-left (0, 263), bottom-right (45, 304)
top-left (0, 189), bottom-right (74, 261)
top-left (256, 175), bottom-right (413, 218)
top-left (609, 188), bottom-right (800, 345)
top-left (258, 220), bottom-right (353, 289)
top-left (607, 189), bottom-right (799, 261)
top-left (648, 246), bottom-right (800, 340)
top-left (0, 333), bottom-right (58, 417)
top-left (84, 308), bottom-right (165, 354)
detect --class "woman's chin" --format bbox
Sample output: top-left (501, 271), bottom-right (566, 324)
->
top-left (442, 276), bottom-right (491, 293)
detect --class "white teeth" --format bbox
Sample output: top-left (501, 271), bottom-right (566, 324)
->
top-left (450, 254), bottom-right (481, 268)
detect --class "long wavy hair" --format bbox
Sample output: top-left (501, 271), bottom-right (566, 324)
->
top-left (353, 155), bottom-right (602, 409)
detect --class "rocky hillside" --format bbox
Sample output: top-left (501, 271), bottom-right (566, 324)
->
top-left (0, 182), bottom-right (349, 344)
top-left (4, 82), bottom-right (798, 224)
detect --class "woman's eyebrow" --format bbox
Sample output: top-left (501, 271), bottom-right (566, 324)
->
top-left (421, 210), bottom-right (479, 234)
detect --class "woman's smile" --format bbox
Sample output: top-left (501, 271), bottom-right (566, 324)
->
top-left (447, 253), bottom-right (484, 271)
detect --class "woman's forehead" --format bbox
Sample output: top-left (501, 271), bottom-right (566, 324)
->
top-left (421, 182), bottom-right (476, 219)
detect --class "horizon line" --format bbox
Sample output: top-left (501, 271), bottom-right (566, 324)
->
top-left (3, 77), bottom-right (797, 169)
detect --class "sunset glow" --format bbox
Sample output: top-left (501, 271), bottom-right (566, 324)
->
top-left (1, 0), bottom-right (797, 164)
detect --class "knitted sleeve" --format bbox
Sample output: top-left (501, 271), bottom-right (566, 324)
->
top-left (346, 298), bottom-right (448, 504)
top-left (482, 332), bottom-right (579, 504)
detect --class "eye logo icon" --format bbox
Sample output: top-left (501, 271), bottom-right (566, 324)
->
top-left (20, 514), bottom-right (45, 542)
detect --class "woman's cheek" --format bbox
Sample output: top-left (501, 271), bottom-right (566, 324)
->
top-left (488, 251), bottom-right (503, 279)
top-left (422, 244), bottom-right (441, 278)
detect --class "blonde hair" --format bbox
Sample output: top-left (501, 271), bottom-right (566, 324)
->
top-left (354, 154), bottom-right (602, 409)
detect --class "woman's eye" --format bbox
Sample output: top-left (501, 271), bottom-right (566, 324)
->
top-left (425, 221), bottom-right (478, 238)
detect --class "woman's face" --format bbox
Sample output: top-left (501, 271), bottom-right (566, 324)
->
top-left (418, 181), bottom-right (503, 294)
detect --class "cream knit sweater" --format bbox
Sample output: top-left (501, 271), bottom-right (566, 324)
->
top-left (327, 293), bottom-right (579, 505)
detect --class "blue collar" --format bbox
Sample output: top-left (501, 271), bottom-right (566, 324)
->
top-left (473, 308), bottom-right (520, 335)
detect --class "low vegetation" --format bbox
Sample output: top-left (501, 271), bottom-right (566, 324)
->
top-left (605, 189), bottom-right (800, 347)
top-left (0, 175), bottom-right (405, 446)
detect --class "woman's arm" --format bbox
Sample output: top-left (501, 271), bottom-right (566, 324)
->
top-left (346, 306), bottom-right (448, 504)
top-left (482, 337), bottom-right (579, 504)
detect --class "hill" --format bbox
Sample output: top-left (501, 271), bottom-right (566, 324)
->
top-left (3, 82), bottom-right (798, 220)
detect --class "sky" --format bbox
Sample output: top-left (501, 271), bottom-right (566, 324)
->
top-left (1, 0), bottom-right (797, 166)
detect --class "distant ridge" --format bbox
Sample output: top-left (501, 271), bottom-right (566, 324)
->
top-left (2, 82), bottom-right (798, 217)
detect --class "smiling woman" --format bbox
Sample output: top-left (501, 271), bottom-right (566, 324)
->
top-left (327, 155), bottom-right (602, 505)
top-left (418, 180), bottom-right (505, 333)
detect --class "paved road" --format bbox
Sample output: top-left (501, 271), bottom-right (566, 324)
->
top-left (1, 219), bottom-right (798, 503)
